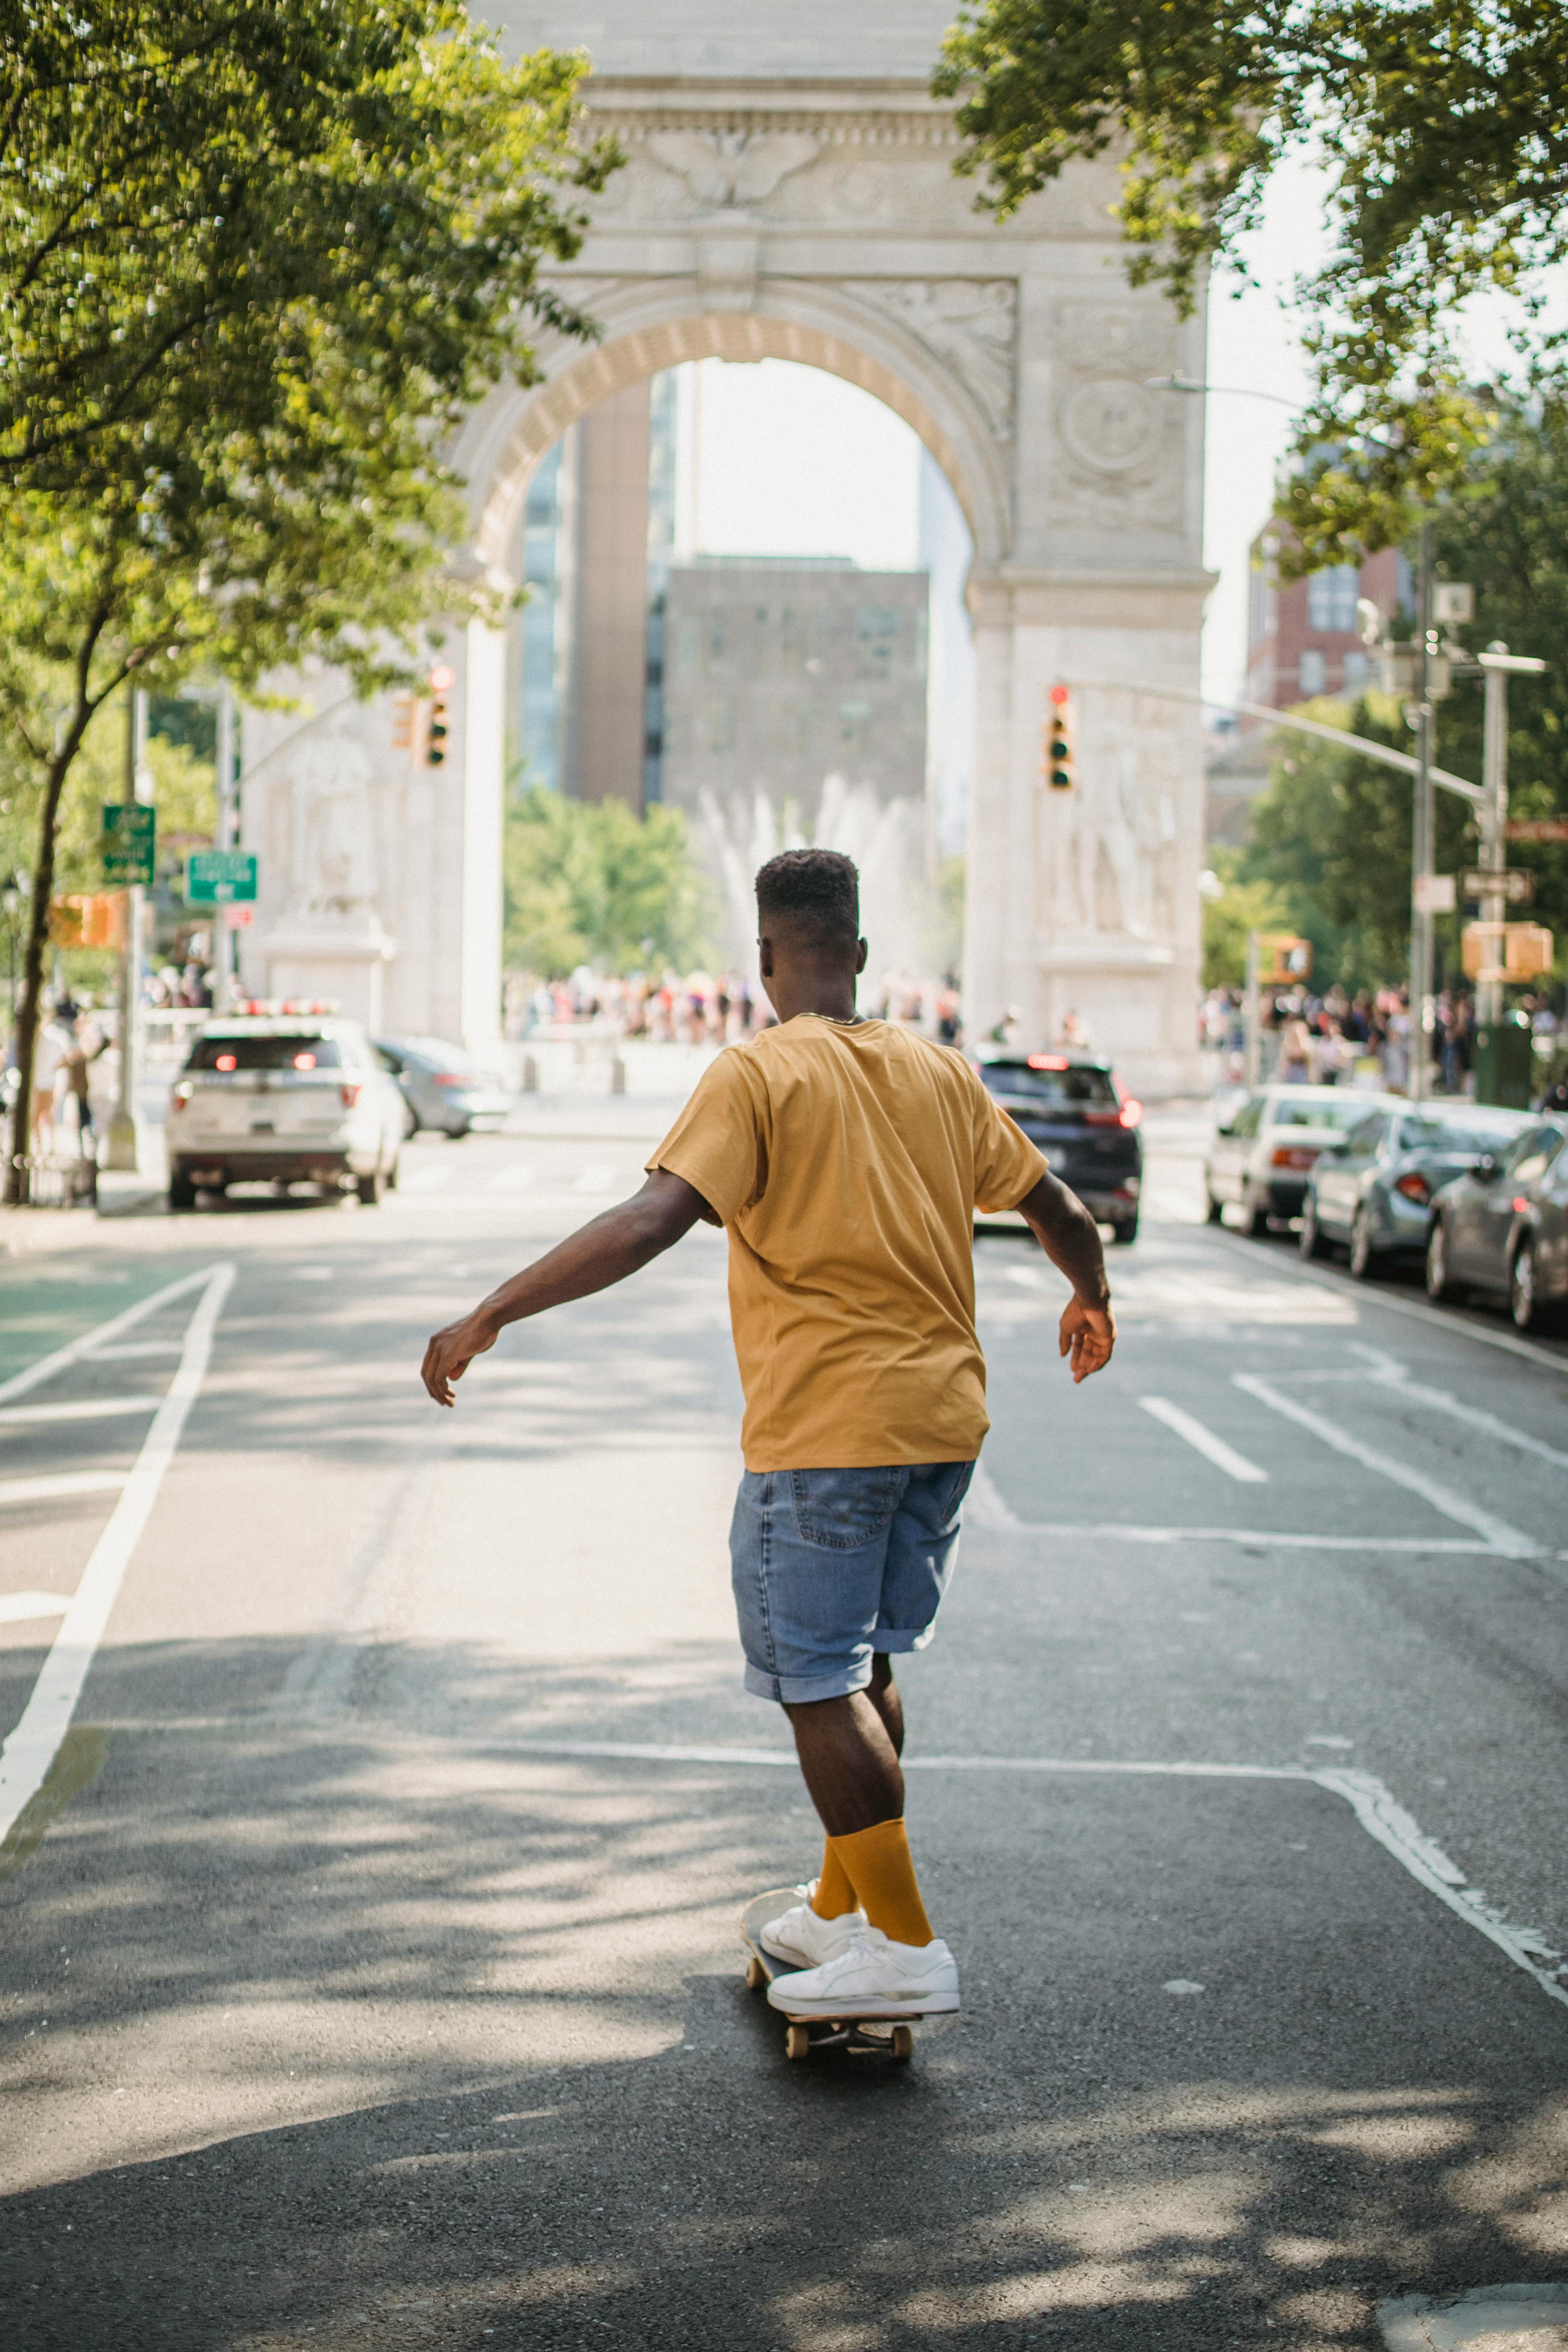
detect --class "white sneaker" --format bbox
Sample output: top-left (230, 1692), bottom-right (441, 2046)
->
top-left (766, 1925), bottom-right (960, 2017)
top-left (759, 1884), bottom-right (867, 1967)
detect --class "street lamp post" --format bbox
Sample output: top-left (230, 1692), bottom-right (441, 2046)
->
top-left (103, 686), bottom-right (151, 1172)
top-left (1475, 643), bottom-right (1548, 1027)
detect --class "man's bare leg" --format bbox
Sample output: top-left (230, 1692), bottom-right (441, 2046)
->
top-left (783, 1655), bottom-right (905, 1838)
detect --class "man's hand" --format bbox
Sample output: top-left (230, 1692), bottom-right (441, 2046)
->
top-left (1059, 1296), bottom-right (1115, 1383)
top-left (421, 1312), bottom-right (498, 1408)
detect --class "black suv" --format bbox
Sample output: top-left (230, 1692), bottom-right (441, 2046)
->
top-left (973, 1052), bottom-right (1143, 1245)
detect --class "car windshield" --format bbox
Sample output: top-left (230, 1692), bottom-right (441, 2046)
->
top-left (981, 1062), bottom-right (1117, 1107)
top-left (1270, 1095), bottom-right (1374, 1131)
top-left (1397, 1113), bottom-right (1525, 1155)
top-left (186, 1033), bottom-right (342, 1071)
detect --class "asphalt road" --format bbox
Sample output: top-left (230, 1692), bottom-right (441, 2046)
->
top-left (1, 1104), bottom-right (1565, 2352)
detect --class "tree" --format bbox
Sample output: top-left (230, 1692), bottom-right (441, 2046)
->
top-left (504, 792), bottom-right (713, 979)
top-left (1, 18), bottom-right (613, 1198)
top-left (933, 2), bottom-right (1568, 545)
top-left (0, 3), bottom-right (615, 492)
top-left (1201, 858), bottom-right (1293, 990)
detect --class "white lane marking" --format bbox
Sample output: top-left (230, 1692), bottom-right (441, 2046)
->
top-left (0, 1263), bottom-right (234, 1849)
top-left (573, 1161), bottom-right (618, 1194)
top-left (1213, 1225), bottom-right (1568, 1377)
top-left (486, 1162), bottom-right (537, 1195)
top-left (1234, 1373), bottom-right (1540, 1557)
top-left (493, 1740), bottom-right (1568, 2015)
top-left (0, 1396), bottom-right (157, 1428)
top-left (0, 1267), bottom-right (212, 1405)
top-left (964, 1515), bottom-right (1506, 1555)
top-left (0, 1591), bottom-right (69, 1624)
top-left (965, 1461), bottom-right (1022, 1530)
top-left (1369, 1365), bottom-right (1568, 1475)
top-left (1139, 1395), bottom-right (1269, 1484)
top-left (0, 1471), bottom-right (127, 1509)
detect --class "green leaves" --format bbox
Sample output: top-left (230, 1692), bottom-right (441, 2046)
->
top-left (504, 792), bottom-right (714, 980)
top-left (936, 0), bottom-right (1568, 541)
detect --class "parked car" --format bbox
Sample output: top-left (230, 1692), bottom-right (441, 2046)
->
top-left (1425, 1116), bottom-right (1568, 1331)
top-left (971, 1051), bottom-right (1143, 1244)
top-left (167, 1017), bottom-right (405, 1208)
top-left (375, 1036), bottom-right (511, 1138)
top-left (1205, 1085), bottom-right (1395, 1234)
top-left (1300, 1100), bottom-right (1534, 1276)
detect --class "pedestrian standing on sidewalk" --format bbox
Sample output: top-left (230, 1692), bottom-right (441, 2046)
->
top-left (420, 849), bottom-right (1116, 2022)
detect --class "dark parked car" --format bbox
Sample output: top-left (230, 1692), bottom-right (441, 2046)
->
top-left (374, 1036), bottom-right (511, 1138)
top-left (1425, 1116), bottom-right (1568, 1331)
top-left (1301, 1101), bottom-right (1534, 1277)
top-left (971, 1051), bottom-right (1143, 1244)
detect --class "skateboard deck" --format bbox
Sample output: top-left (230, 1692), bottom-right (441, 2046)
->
top-left (741, 1888), bottom-right (919, 2063)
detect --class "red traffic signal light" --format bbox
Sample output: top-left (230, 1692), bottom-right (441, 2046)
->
top-left (1043, 685), bottom-right (1075, 789)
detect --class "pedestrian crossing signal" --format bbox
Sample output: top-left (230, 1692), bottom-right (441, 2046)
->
top-left (1043, 685), bottom-right (1075, 790)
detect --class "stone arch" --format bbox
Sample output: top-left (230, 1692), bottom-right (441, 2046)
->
top-left (459, 281), bottom-right (1010, 578)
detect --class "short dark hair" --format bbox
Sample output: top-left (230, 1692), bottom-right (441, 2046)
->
top-left (754, 849), bottom-right (860, 945)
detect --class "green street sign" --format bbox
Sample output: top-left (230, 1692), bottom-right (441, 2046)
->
top-left (101, 803), bottom-right (155, 886)
top-left (185, 849), bottom-right (258, 905)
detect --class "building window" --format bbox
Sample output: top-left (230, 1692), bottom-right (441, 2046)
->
top-left (1298, 649), bottom-right (1327, 696)
top-left (1306, 566), bottom-right (1360, 632)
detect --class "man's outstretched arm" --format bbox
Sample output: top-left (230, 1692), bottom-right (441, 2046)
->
top-left (420, 1168), bottom-right (712, 1406)
top-left (1014, 1170), bottom-right (1116, 1383)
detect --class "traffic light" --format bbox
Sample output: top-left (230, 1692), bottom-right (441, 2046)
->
top-left (391, 694), bottom-right (416, 752)
top-left (1043, 684), bottom-right (1075, 790)
top-left (426, 662), bottom-right (454, 767)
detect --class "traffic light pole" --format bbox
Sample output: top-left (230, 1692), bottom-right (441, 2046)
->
top-left (103, 687), bottom-right (150, 1173)
top-left (1475, 643), bottom-right (1548, 1026)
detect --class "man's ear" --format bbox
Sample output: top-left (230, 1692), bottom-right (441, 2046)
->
top-left (855, 937), bottom-right (869, 974)
top-left (758, 934), bottom-right (774, 978)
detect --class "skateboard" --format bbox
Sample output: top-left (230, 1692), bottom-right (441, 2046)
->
top-left (741, 1888), bottom-right (918, 2063)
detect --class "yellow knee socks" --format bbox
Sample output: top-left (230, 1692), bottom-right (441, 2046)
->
top-left (809, 1838), bottom-right (859, 1920)
top-left (827, 1817), bottom-right (934, 1947)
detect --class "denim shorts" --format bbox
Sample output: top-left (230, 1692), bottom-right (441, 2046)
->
top-left (729, 1460), bottom-right (976, 1705)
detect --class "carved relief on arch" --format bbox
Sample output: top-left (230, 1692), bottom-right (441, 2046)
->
top-left (1048, 302), bottom-right (1185, 531)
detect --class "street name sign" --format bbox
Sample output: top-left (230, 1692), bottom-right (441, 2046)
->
top-left (185, 850), bottom-right (258, 904)
top-left (1461, 868), bottom-right (1536, 904)
top-left (1504, 818), bottom-right (1568, 843)
top-left (101, 803), bottom-right (155, 886)
top-left (1413, 873), bottom-right (1456, 914)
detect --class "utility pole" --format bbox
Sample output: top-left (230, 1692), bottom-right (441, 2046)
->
top-left (216, 682), bottom-right (238, 1009)
top-left (103, 687), bottom-right (151, 1172)
top-left (1475, 643), bottom-right (1547, 1027)
top-left (1408, 522), bottom-right (1436, 1102)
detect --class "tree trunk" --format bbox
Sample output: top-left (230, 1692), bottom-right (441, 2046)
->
top-left (6, 714), bottom-right (92, 1206)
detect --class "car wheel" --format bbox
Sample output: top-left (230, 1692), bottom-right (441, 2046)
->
top-left (356, 1165), bottom-right (385, 1206)
top-left (403, 1104), bottom-right (418, 1138)
top-left (1299, 1194), bottom-right (1329, 1260)
top-left (1240, 1187), bottom-right (1270, 1238)
top-left (1205, 1189), bottom-right (1224, 1225)
top-left (1348, 1208), bottom-right (1379, 1280)
top-left (1425, 1218), bottom-right (1462, 1302)
top-left (168, 1172), bottom-right (197, 1211)
top-left (1509, 1242), bottom-right (1555, 1331)
top-left (1111, 1216), bottom-right (1138, 1246)
top-left (385, 1151), bottom-right (400, 1192)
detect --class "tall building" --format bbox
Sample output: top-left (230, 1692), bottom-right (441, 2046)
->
top-left (1245, 533), bottom-right (1411, 708)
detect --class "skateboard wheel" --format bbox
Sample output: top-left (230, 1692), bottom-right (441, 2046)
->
top-left (785, 2024), bottom-right (811, 2061)
top-left (891, 2025), bottom-right (914, 2063)
top-left (745, 1955), bottom-right (767, 1991)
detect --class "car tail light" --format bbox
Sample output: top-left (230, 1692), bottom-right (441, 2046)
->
top-left (1027, 1053), bottom-right (1070, 1071)
top-left (1119, 1098), bottom-right (1143, 1130)
top-left (433, 1073), bottom-right (465, 1087)
top-left (1394, 1172), bottom-right (1430, 1204)
top-left (1083, 1109), bottom-right (1121, 1125)
top-left (340, 1083), bottom-right (361, 1110)
top-left (292, 1051), bottom-right (317, 1071)
top-left (1271, 1144), bottom-right (1318, 1170)
top-left (215, 1052), bottom-right (237, 1072)
top-left (1513, 1195), bottom-right (1530, 1214)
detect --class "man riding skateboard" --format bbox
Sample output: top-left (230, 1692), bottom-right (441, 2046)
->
top-left (421, 849), bottom-right (1116, 2021)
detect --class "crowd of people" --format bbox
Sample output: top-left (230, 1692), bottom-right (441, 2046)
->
top-left (1200, 981), bottom-right (1565, 1096)
top-left (506, 966), bottom-right (965, 1049)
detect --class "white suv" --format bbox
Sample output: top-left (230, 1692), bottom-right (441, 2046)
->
top-left (1204, 1084), bottom-right (1399, 1235)
top-left (167, 1017), bottom-right (406, 1209)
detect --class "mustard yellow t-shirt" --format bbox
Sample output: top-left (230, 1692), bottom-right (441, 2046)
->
top-left (648, 1017), bottom-right (1045, 1470)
